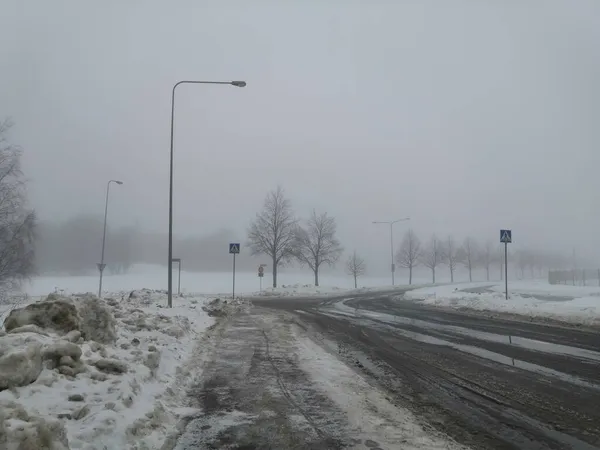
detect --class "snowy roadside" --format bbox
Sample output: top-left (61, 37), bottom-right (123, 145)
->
top-left (404, 283), bottom-right (600, 327)
top-left (252, 283), bottom-right (349, 298)
top-left (249, 282), bottom-right (418, 299)
top-left (0, 289), bottom-right (246, 450)
top-left (487, 280), bottom-right (600, 298)
top-left (294, 329), bottom-right (468, 450)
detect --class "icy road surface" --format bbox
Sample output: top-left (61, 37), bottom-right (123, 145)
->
top-left (253, 289), bottom-right (600, 449)
top-left (172, 306), bottom-right (465, 450)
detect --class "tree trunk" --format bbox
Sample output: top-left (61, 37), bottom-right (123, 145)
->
top-left (354, 275), bottom-right (357, 289)
top-left (486, 265), bottom-right (490, 281)
top-left (314, 269), bottom-right (319, 287)
top-left (469, 265), bottom-right (472, 282)
top-left (272, 257), bottom-right (277, 288)
top-left (450, 267), bottom-right (454, 282)
top-left (409, 266), bottom-right (412, 285)
top-left (432, 267), bottom-right (435, 284)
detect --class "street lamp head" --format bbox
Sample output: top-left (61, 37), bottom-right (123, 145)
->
top-left (230, 81), bottom-right (247, 87)
top-left (115, 181), bottom-right (124, 185)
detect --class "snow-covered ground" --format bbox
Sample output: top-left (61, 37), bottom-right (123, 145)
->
top-left (255, 283), bottom-right (348, 297)
top-left (23, 265), bottom-right (396, 297)
top-left (23, 264), bottom-right (485, 298)
top-left (404, 282), bottom-right (600, 327)
top-left (489, 280), bottom-right (600, 298)
top-left (0, 289), bottom-right (246, 450)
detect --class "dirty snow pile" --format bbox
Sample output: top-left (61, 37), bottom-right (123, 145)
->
top-left (255, 283), bottom-right (347, 297)
top-left (0, 289), bottom-right (241, 450)
top-left (404, 284), bottom-right (600, 326)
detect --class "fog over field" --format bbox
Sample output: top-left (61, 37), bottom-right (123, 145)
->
top-left (1, 0), bottom-right (599, 281)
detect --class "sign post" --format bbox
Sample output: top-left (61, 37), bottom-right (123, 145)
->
top-left (258, 264), bottom-right (266, 292)
top-left (172, 258), bottom-right (182, 296)
top-left (229, 243), bottom-right (240, 299)
top-left (96, 263), bottom-right (106, 298)
top-left (500, 229), bottom-right (512, 299)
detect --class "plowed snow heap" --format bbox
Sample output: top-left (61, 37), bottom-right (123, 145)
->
top-left (0, 293), bottom-right (116, 450)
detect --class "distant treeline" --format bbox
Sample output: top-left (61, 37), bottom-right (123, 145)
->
top-left (35, 215), bottom-right (261, 275)
top-left (548, 269), bottom-right (600, 286)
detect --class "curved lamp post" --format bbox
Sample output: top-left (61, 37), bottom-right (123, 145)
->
top-left (168, 80), bottom-right (246, 307)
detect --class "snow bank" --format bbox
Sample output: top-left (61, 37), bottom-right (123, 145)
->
top-left (488, 280), bottom-right (600, 298)
top-left (405, 283), bottom-right (600, 327)
top-left (254, 283), bottom-right (348, 297)
top-left (0, 289), bottom-right (244, 449)
top-left (403, 282), bottom-right (496, 300)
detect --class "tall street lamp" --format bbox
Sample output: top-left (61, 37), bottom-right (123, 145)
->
top-left (168, 80), bottom-right (246, 308)
top-left (372, 217), bottom-right (410, 286)
top-left (98, 179), bottom-right (123, 297)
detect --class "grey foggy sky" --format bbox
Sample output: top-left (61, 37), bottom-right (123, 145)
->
top-left (2, 0), bottom-right (600, 267)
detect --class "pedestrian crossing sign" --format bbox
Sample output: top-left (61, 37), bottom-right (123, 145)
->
top-left (229, 243), bottom-right (240, 254)
top-left (500, 230), bottom-right (512, 244)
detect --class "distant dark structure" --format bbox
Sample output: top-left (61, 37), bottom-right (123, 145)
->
top-left (548, 269), bottom-right (600, 286)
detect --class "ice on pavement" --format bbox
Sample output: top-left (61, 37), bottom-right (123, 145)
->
top-left (0, 289), bottom-right (245, 450)
top-left (405, 282), bottom-right (600, 326)
top-left (295, 331), bottom-right (468, 450)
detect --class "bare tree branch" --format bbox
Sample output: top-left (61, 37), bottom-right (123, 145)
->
top-left (396, 229), bottom-right (421, 285)
top-left (459, 237), bottom-right (478, 282)
top-left (293, 210), bottom-right (343, 286)
top-left (420, 235), bottom-right (441, 283)
top-left (247, 186), bottom-right (297, 287)
top-left (345, 251), bottom-right (366, 289)
top-left (441, 235), bottom-right (460, 283)
top-left (0, 119), bottom-right (36, 298)
top-left (480, 241), bottom-right (493, 281)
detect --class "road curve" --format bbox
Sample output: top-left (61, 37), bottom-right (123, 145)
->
top-left (252, 289), bottom-right (600, 450)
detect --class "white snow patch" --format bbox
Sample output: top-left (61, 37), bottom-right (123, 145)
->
top-left (253, 283), bottom-right (420, 299)
top-left (0, 289), bottom-right (232, 450)
top-left (404, 282), bottom-right (600, 326)
top-left (254, 283), bottom-right (348, 297)
top-left (294, 332), bottom-right (467, 449)
top-left (488, 280), bottom-right (600, 298)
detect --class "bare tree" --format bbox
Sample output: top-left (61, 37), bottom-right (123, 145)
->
top-left (396, 229), bottom-right (422, 284)
top-left (480, 241), bottom-right (493, 281)
top-left (441, 235), bottom-right (460, 282)
top-left (516, 249), bottom-right (530, 279)
top-left (460, 237), bottom-right (478, 282)
top-left (345, 251), bottom-right (366, 288)
top-left (293, 210), bottom-right (343, 286)
top-left (0, 119), bottom-right (36, 296)
top-left (420, 235), bottom-right (441, 283)
top-left (247, 186), bottom-right (297, 287)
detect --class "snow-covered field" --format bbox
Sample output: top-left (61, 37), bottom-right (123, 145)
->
top-left (405, 281), bottom-right (600, 327)
top-left (489, 280), bottom-right (600, 298)
top-left (23, 264), bottom-right (485, 298)
top-left (23, 265), bottom-right (397, 297)
top-left (256, 283), bottom-right (352, 297)
top-left (0, 289), bottom-right (247, 450)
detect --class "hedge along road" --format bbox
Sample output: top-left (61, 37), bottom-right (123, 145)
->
top-left (252, 288), bottom-right (600, 450)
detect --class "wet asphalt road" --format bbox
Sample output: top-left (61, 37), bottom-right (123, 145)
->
top-left (252, 289), bottom-right (600, 450)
